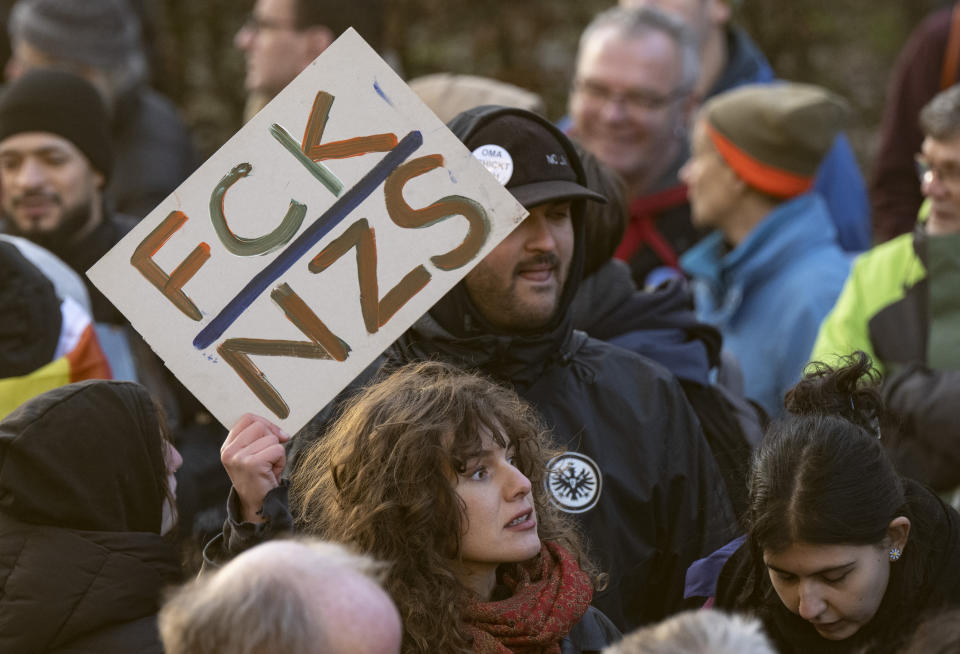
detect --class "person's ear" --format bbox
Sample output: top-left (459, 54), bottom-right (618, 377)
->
top-left (886, 516), bottom-right (911, 552)
top-left (713, 151), bottom-right (746, 198)
top-left (92, 169), bottom-right (105, 190)
top-left (4, 54), bottom-right (22, 81)
top-left (709, 0), bottom-right (733, 27)
top-left (730, 171), bottom-right (747, 197)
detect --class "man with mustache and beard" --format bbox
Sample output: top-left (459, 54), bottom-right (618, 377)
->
top-left (0, 69), bottom-right (236, 547)
top-left (0, 69), bottom-right (135, 327)
top-left (0, 70), bottom-right (180, 412)
top-left (212, 107), bottom-right (738, 633)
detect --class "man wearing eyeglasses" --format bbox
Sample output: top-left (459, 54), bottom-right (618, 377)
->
top-left (812, 84), bottom-right (960, 502)
top-left (235, 0), bottom-right (385, 120)
top-left (568, 6), bottom-right (703, 289)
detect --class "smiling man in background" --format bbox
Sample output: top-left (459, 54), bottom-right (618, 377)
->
top-left (569, 6), bottom-right (701, 288)
top-left (0, 66), bottom-right (194, 432)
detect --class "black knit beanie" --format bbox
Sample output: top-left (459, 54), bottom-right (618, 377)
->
top-left (0, 69), bottom-right (113, 179)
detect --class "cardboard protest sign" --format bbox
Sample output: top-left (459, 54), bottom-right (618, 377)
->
top-left (88, 29), bottom-right (527, 434)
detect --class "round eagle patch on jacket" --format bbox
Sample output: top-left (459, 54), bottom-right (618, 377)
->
top-left (545, 452), bottom-right (602, 513)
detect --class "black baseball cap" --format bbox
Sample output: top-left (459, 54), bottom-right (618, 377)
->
top-left (465, 113), bottom-right (606, 209)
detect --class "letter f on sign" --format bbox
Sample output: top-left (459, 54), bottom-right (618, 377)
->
top-left (131, 210), bottom-right (210, 321)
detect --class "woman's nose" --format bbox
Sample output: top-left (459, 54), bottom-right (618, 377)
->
top-left (797, 583), bottom-right (827, 621)
top-left (507, 465), bottom-right (532, 500)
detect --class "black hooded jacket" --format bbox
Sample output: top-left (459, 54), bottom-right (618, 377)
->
top-left (570, 261), bottom-right (760, 519)
top-left (386, 106), bottom-right (738, 629)
top-left (0, 381), bottom-right (181, 653)
top-left (217, 106), bottom-right (737, 631)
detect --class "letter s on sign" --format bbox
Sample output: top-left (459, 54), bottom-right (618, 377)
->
top-left (384, 154), bottom-right (490, 271)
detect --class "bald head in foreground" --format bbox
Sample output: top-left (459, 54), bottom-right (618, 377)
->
top-left (159, 539), bottom-right (402, 654)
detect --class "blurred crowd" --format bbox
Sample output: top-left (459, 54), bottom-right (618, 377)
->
top-left (3, 1), bottom-right (960, 653)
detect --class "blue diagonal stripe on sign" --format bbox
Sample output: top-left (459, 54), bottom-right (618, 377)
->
top-left (193, 130), bottom-right (423, 350)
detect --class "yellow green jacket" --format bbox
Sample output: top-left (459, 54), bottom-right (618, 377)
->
top-left (811, 210), bottom-right (960, 491)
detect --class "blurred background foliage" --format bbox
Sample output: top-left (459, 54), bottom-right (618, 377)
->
top-left (144, 0), bottom-right (948, 172)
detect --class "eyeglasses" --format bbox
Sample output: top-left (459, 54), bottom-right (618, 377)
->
top-left (239, 12), bottom-right (300, 34)
top-left (572, 79), bottom-right (689, 114)
top-left (915, 153), bottom-right (960, 187)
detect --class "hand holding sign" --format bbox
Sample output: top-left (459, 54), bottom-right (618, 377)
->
top-left (220, 413), bottom-right (289, 524)
top-left (88, 30), bottom-right (526, 434)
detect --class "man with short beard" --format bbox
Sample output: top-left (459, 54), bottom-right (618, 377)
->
top-left (0, 69), bottom-right (136, 326)
top-left (0, 69), bottom-right (231, 533)
top-left (6, 0), bottom-right (196, 219)
top-left (214, 106), bottom-right (738, 632)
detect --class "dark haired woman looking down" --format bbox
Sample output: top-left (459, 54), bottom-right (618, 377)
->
top-left (714, 353), bottom-right (960, 653)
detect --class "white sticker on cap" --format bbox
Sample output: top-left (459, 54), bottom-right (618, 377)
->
top-left (472, 144), bottom-right (514, 186)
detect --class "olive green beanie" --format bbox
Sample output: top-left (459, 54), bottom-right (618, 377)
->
top-left (704, 82), bottom-right (849, 198)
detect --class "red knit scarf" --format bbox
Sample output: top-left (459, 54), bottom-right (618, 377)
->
top-left (463, 542), bottom-right (593, 653)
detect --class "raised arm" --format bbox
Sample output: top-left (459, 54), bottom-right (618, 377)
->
top-left (220, 413), bottom-right (290, 523)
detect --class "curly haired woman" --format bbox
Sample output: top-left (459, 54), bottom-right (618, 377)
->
top-left (216, 361), bottom-right (620, 653)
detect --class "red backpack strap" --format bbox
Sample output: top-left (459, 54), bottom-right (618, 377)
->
top-left (941, 3), bottom-right (960, 90)
top-left (614, 185), bottom-right (688, 265)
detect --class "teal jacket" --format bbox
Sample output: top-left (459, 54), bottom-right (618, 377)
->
top-left (682, 193), bottom-right (851, 415)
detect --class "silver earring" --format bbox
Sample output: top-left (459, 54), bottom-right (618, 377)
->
top-left (889, 548), bottom-right (902, 562)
